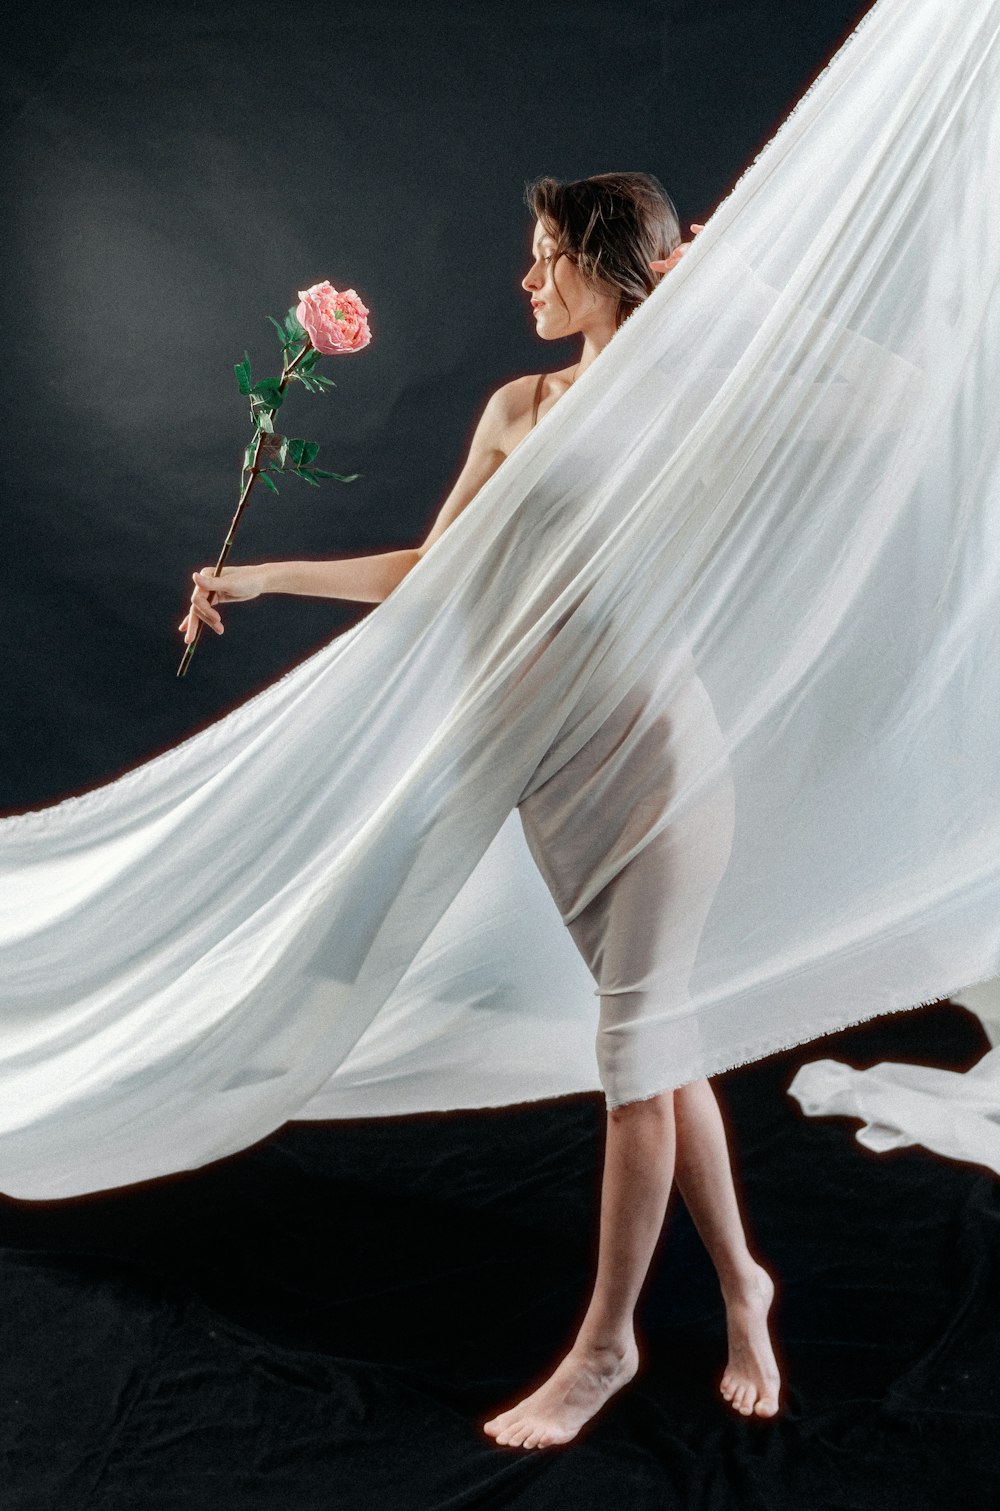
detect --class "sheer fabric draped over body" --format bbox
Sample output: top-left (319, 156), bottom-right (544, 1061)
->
top-left (0, 0), bottom-right (998, 1200)
top-left (518, 383), bottom-right (737, 1107)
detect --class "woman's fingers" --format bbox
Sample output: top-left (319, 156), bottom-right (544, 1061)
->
top-left (649, 244), bottom-right (687, 272)
top-left (194, 597), bottom-right (223, 631)
top-left (192, 567), bottom-right (233, 599)
top-left (178, 562), bottom-right (265, 638)
top-left (197, 600), bottom-right (224, 633)
top-left (649, 224), bottom-right (706, 274)
top-left (180, 602), bottom-right (223, 640)
top-left (191, 609), bottom-right (221, 638)
top-left (188, 567), bottom-right (228, 632)
top-left (179, 578), bottom-right (224, 639)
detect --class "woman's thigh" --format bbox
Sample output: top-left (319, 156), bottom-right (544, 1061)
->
top-left (567, 784), bottom-right (735, 1105)
top-left (518, 660), bottom-right (736, 1106)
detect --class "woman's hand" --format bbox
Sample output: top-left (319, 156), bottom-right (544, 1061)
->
top-left (649, 223), bottom-right (705, 276)
top-left (178, 563), bottom-right (268, 643)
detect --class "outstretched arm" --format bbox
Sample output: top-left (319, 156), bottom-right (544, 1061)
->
top-left (181, 384), bottom-right (515, 641)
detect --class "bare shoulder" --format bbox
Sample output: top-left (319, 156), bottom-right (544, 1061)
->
top-left (417, 368), bottom-right (569, 556)
top-left (475, 374), bottom-right (537, 453)
top-left (481, 369), bottom-right (571, 456)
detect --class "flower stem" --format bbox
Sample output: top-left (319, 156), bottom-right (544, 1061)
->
top-left (176, 335), bottom-right (314, 678)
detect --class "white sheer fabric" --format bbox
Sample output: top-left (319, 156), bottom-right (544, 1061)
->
top-left (1, 0), bottom-right (998, 1199)
top-left (787, 1051), bottom-right (1000, 1178)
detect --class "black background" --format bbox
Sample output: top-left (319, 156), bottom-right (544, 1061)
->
top-left (4, 2), bottom-right (1000, 1507)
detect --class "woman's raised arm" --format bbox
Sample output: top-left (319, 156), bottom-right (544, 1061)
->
top-left (180, 384), bottom-right (517, 642)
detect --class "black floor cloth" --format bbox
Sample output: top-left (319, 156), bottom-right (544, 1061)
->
top-left (1, 1000), bottom-right (998, 1510)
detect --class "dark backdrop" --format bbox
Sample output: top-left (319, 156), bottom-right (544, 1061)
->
top-left (2, 0), bottom-right (869, 812)
top-left (6, 5), bottom-right (1000, 1510)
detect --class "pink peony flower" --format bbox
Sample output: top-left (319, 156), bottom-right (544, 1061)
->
top-left (295, 282), bottom-right (372, 355)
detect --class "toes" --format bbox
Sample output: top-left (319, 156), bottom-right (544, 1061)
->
top-left (483, 1411), bottom-right (515, 1439)
top-left (506, 1422), bottom-right (532, 1448)
top-left (722, 1366), bottom-right (782, 1419)
top-left (724, 1378), bottom-right (782, 1418)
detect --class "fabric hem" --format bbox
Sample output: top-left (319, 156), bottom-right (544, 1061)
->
top-left (601, 967), bottom-right (1000, 1111)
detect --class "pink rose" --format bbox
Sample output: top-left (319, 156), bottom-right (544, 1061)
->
top-left (295, 282), bottom-right (372, 355)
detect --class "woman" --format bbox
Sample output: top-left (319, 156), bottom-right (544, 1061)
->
top-left (180, 173), bottom-right (782, 1447)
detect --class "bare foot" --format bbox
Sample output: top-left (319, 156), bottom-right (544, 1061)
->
top-left (483, 1334), bottom-right (640, 1449)
top-left (718, 1262), bottom-right (782, 1418)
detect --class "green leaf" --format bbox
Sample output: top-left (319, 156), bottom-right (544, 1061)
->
top-left (301, 440), bottom-right (320, 465)
top-left (284, 308), bottom-right (307, 342)
top-left (286, 437), bottom-right (306, 465)
top-left (234, 351), bottom-right (253, 395)
top-left (243, 442), bottom-right (256, 471)
top-left (313, 468), bottom-right (360, 481)
top-left (314, 374), bottom-right (337, 388)
top-left (295, 467), bottom-right (321, 487)
top-left (267, 314), bottom-right (289, 346)
top-left (299, 347), bottom-right (321, 374)
top-left (251, 377), bottom-right (285, 410)
top-left (258, 472), bottom-right (279, 494)
top-left (295, 375), bottom-right (319, 393)
top-left (255, 409), bottom-right (274, 434)
top-left (276, 436), bottom-right (289, 469)
top-left (268, 462), bottom-right (284, 475)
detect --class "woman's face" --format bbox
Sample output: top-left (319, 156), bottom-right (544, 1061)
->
top-left (521, 217), bottom-right (618, 340)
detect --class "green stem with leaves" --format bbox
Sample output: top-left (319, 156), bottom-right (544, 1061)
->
top-left (176, 337), bottom-right (313, 678)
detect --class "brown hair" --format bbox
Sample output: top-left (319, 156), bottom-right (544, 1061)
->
top-left (523, 171), bottom-right (682, 331)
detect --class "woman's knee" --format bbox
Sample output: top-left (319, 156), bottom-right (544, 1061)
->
top-left (607, 1088), bottom-right (676, 1126)
top-left (673, 1075), bottom-right (713, 1107)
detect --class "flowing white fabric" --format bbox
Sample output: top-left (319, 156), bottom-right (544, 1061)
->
top-left (1, 0), bottom-right (999, 1200)
top-left (787, 1051), bottom-right (1000, 1178)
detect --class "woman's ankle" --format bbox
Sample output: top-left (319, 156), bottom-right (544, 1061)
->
top-left (574, 1318), bottom-right (637, 1360)
top-left (719, 1255), bottom-right (769, 1299)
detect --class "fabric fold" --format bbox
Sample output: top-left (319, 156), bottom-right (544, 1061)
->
top-left (787, 1049), bottom-right (1000, 1176)
top-left (2, 0), bottom-right (999, 1199)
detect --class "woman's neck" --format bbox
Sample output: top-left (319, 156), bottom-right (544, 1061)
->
top-left (574, 319), bottom-right (618, 380)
